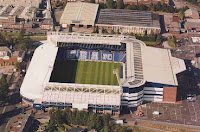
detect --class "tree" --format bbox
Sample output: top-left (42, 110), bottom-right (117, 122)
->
top-left (179, 10), bottom-right (185, 20)
top-left (106, 0), bottom-right (115, 9)
top-left (138, 4), bottom-right (148, 11)
top-left (19, 37), bottom-right (31, 51)
top-left (90, 0), bottom-right (96, 3)
top-left (96, 26), bottom-right (99, 33)
top-left (15, 62), bottom-right (22, 70)
top-left (130, 32), bottom-right (134, 36)
top-left (116, 0), bottom-right (124, 9)
top-left (0, 74), bottom-right (9, 103)
top-left (111, 30), bottom-right (115, 34)
top-left (87, 113), bottom-right (96, 130)
top-left (149, 30), bottom-right (155, 37)
top-left (69, 25), bottom-right (73, 32)
top-left (156, 35), bottom-right (161, 44)
top-left (125, 4), bottom-right (137, 10)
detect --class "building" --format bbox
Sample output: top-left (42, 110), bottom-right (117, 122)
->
top-left (12, 51), bottom-right (25, 62)
top-left (20, 32), bottom-right (186, 114)
top-left (0, 5), bottom-right (37, 30)
top-left (0, 47), bottom-right (25, 66)
top-left (0, 46), bottom-right (11, 60)
top-left (60, 2), bottom-right (99, 29)
top-left (40, 18), bottom-right (54, 30)
top-left (168, 22), bottom-right (181, 34)
top-left (96, 0), bottom-right (168, 5)
top-left (185, 9), bottom-right (199, 19)
top-left (0, 46), bottom-right (18, 66)
top-left (96, 9), bottom-right (161, 34)
top-left (0, 0), bottom-right (42, 8)
top-left (185, 19), bottom-right (200, 33)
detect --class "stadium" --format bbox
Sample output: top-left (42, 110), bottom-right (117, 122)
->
top-left (20, 32), bottom-right (186, 115)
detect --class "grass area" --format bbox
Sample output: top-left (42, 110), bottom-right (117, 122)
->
top-left (168, 39), bottom-right (176, 48)
top-left (50, 60), bottom-right (121, 85)
top-left (28, 36), bottom-right (47, 40)
top-left (143, 41), bottom-right (159, 46)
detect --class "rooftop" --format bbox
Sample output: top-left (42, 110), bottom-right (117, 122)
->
top-left (97, 9), bottom-right (160, 28)
top-left (60, 2), bottom-right (99, 25)
top-left (0, 0), bottom-right (42, 8)
top-left (185, 8), bottom-right (199, 19)
top-left (20, 32), bottom-right (186, 102)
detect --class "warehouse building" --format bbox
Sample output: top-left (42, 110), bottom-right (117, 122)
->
top-left (60, 2), bottom-right (99, 29)
top-left (0, 0), bottom-right (42, 8)
top-left (96, 9), bottom-right (161, 34)
top-left (0, 5), bottom-right (37, 29)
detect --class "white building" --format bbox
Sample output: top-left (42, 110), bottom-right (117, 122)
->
top-left (20, 32), bottom-right (186, 114)
top-left (60, 2), bottom-right (99, 28)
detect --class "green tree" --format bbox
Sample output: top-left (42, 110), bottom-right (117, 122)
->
top-left (125, 4), bottom-right (137, 10)
top-left (96, 26), bottom-right (99, 33)
top-left (90, 0), bottom-right (96, 3)
top-left (15, 62), bottom-right (22, 70)
top-left (179, 10), bottom-right (185, 20)
top-left (106, 0), bottom-right (115, 9)
top-left (0, 74), bottom-right (9, 103)
top-left (19, 37), bottom-right (31, 51)
top-left (69, 25), bottom-right (73, 32)
top-left (156, 35), bottom-right (162, 44)
top-left (149, 30), bottom-right (155, 37)
top-left (111, 30), bottom-right (115, 34)
top-left (116, 0), bottom-right (124, 9)
top-left (87, 113), bottom-right (96, 130)
top-left (138, 4), bottom-right (148, 11)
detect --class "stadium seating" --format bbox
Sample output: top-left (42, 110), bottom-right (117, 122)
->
top-left (57, 48), bottom-right (126, 63)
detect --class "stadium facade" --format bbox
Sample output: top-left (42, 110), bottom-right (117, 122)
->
top-left (20, 32), bottom-right (186, 115)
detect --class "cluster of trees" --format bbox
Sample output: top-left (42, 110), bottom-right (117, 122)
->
top-left (46, 108), bottom-right (130, 132)
top-left (0, 30), bottom-right (32, 51)
top-left (91, 0), bottom-right (178, 13)
top-left (132, 31), bottom-right (161, 44)
top-left (0, 75), bottom-right (9, 104)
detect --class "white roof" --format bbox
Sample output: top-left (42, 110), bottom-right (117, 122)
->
top-left (142, 46), bottom-right (186, 85)
top-left (47, 32), bottom-right (129, 46)
top-left (21, 32), bottom-right (186, 102)
top-left (60, 2), bottom-right (99, 25)
top-left (185, 9), bottom-right (199, 19)
top-left (20, 41), bottom-right (58, 100)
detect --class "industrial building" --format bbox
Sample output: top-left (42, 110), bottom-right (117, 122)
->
top-left (0, 0), bottom-right (42, 8)
top-left (20, 32), bottom-right (186, 114)
top-left (0, 5), bottom-right (37, 29)
top-left (60, 2), bottom-right (99, 29)
top-left (96, 9), bottom-right (161, 34)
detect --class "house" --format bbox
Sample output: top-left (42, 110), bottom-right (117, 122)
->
top-left (40, 18), bottom-right (53, 30)
top-left (0, 47), bottom-right (24, 66)
top-left (185, 19), bottom-right (200, 33)
top-left (185, 9), bottom-right (199, 19)
top-left (0, 46), bottom-right (11, 60)
top-left (12, 51), bottom-right (25, 62)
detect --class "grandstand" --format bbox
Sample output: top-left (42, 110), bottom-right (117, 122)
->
top-left (20, 32), bottom-right (186, 115)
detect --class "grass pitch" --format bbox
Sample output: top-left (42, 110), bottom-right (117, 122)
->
top-left (50, 60), bottom-right (121, 86)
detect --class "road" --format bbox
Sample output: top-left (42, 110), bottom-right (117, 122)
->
top-left (0, 75), bottom-right (24, 132)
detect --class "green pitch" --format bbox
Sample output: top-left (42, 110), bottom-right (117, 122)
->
top-left (50, 60), bottom-right (121, 86)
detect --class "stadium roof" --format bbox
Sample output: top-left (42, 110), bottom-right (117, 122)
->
top-left (21, 32), bottom-right (186, 102)
top-left (20, 41), bottom-right (58, 100)
top-left (60, 2), bottom-right (99, 26)
top-left (97, 9), bottom-right (160, 28)
top-left (142, 46), bottom-right (185, 85)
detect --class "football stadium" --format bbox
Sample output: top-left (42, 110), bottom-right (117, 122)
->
top-left (20, 32), bottom-right (186, 115)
